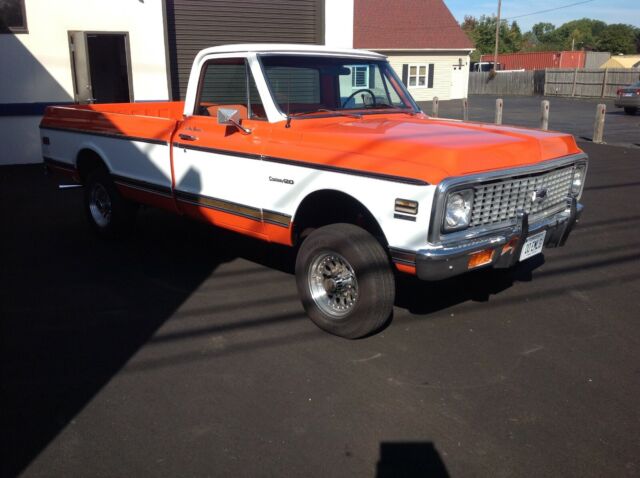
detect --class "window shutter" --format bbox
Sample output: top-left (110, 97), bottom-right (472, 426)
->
top-left (428, 64), bottom-right (434, 88)
top-left (402, 64), bottom-right (408, 86)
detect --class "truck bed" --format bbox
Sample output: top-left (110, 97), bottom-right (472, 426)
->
top-left (41, 101), bottom-right (185, 144)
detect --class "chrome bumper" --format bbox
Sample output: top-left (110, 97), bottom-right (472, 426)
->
top-left (414, 199), bottom-right (583, 281)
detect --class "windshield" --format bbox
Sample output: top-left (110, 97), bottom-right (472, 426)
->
top-left (259, 55), bottom-right (418, 117)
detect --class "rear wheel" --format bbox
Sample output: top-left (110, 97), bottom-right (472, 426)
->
top-left (295, 223), bottom-right (395, 339)
top-left (84, 169), bottom-right (137, 238)
top-left (624, 107), bottom-right (638, 115)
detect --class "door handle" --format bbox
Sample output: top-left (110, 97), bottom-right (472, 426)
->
top-left (178, 133), bottom-right (198, 141)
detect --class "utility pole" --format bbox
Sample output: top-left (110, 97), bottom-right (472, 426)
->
top-left (493, 0), bottom-right (502, 72)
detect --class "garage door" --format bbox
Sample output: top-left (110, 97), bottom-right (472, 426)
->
top-left (165, 0), bottom-right (325, 99)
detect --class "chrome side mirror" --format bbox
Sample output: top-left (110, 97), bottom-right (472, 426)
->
top-left (217, 108), bottom-right (251, 134)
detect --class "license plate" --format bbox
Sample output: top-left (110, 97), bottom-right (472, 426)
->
top-left (623, 92), bottom-right (633, 97)
top-left (520, 231), bottom-right (546, 261)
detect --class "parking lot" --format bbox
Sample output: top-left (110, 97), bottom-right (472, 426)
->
top-left (1, 141), bottom-right (640, 477)
top-left (418, 95), bottom-right (640, 148)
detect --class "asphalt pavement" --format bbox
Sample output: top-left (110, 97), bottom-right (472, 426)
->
top-left (418, 95), bottom-right (640, 148)
top-left (1, 141), bottom-right (640, 477)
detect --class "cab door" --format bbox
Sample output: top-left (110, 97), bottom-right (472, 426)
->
top-left (173, 57), bottom-right (271, 238)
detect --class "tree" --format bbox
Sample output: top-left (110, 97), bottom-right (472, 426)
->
top-left (597, 24), bottom-right (640, 54)
top-left (505, 21), bottom-right (523, 52)
top-left (461, 15), bottom-right (524, 61)
top-left (531, 22), bottom-right (556, 44)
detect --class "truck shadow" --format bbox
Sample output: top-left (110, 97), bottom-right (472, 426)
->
top-left (0, 164), bottom-right (543, 477)
top-left (394, 256), bottom-right (543, 316)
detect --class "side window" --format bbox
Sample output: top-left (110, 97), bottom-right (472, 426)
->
top-left (351, 65), bottom-right (369, 88)
top-left (196, 58), bottom-right (265, 120)
top-left (404, 63), bottom-right (435, 88)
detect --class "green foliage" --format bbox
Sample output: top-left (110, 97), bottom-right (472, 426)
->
top-left (462, 16), bottom-right (640, 56)
top-left (461, 15), bottom-right (523, 61)
top-left (597, 24), bottom-right (639, 54)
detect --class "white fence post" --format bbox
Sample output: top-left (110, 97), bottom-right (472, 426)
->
top-left (593, 103), bottom-right (606, 143)
top-left (495, 98), bottom-right (503, 125)
top-left (540, 100), bottom-right (550, 130)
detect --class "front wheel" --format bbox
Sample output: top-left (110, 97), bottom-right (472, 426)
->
top-left (295, 223), bottom-right (395, 339)
top-left (84, 169), bottom-right (137, 238)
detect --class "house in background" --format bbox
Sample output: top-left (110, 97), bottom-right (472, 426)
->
top-left (353, 0), bottom-right (474, 101)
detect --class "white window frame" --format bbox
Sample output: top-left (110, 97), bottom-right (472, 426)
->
top-left (350, 65), bottom-right (369, 89)
top-left (407, 63), bottom-right (433, 89)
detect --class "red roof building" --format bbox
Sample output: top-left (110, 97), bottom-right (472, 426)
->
top-left (353, 0), bottom-right (474, 100)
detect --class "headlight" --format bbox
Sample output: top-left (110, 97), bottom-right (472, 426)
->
top-left (443, 189), bottom-right (474, 232)
top-left (570, 164), bottom-right (587, 197)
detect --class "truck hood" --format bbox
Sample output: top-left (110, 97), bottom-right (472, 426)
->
top-left (279, 114), bottom-right (582, 185)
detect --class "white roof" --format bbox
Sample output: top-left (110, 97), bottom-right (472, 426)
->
top-left (194, 43), bottom-right (386, 60)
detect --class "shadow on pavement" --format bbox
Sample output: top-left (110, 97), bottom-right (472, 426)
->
top-left (0, 165), bottom-right (293, 477)
top-left (376, 442), bottom-right (449, 478)
top-left (395, 256), bottom-right (542, 316)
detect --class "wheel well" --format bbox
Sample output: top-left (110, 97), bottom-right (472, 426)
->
top-left (76, 149), bottom-right (107, 182)
top-left (293, 190), bottom-right (387, 246)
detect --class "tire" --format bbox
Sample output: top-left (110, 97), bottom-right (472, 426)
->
top-left (624, 107), bottom-right (638, 115)
top-left (84, 169), bottom-right (137, 238)
top-left (295, 223), bottom-right (395, 339)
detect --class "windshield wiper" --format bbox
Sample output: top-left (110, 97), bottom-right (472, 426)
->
top-left (316, 109), bottom-right (362, 119)
top-left (285, 109), bottom-right (362, 127)
top-left (363, 104), bottom-right (418, 115)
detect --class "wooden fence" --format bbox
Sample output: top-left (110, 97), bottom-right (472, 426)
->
top-left (469, 71), bottom-right (545, 96)
top-left (470, 68), bottom-right (640, 97)
top-left (544, 68), bottom-right (640, 97)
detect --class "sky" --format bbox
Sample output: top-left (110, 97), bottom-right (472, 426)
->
top-left (446, 0), bottom-right (640, 31)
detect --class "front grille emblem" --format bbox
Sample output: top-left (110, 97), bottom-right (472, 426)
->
top-left (531, 188), bottom-right (548, 204)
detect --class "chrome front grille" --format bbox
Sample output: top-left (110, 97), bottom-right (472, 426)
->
top-left (470, 166), bottom-right (575, 227)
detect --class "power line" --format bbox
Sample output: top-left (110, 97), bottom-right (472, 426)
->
top-left (504, 0), bottom-right (596, 21)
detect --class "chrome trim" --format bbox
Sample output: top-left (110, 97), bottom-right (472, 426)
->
top-left (428, 153), bottom-right (588, 244)
top-left (416, 202), bottom-right (583, 281)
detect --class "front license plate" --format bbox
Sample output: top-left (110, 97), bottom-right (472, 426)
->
top-left (519, 231), bottom-right (546, 261)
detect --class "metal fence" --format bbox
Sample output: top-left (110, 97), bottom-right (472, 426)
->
top-left (544, 69), bottom-right (640, 97)
top-left (469, 71), bottom-right (545, 96)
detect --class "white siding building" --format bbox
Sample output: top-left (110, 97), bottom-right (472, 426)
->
top-left (353, 0), bottom-right (474, 102)
top-left (0, 0), bottom-right (170, 165)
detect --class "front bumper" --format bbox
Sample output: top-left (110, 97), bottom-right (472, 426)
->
top-left (415, 199), bottom-right (583, 281)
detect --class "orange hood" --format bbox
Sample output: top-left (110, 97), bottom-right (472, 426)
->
top-left (270, 114), bottom-right (583, 185)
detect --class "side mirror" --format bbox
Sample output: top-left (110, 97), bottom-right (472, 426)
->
top-left (217, 107), bottom-right (251, 134)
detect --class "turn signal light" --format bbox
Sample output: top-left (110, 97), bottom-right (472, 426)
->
top-left (395, 198), bottom-right (418, 215)
top-left (468, 249), bottom-right (495, 269)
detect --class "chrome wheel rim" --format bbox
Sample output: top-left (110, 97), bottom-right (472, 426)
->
top-left (89, 183), bottom-right (112, 228)
top-left (308, 252), bottom-right (359, 318)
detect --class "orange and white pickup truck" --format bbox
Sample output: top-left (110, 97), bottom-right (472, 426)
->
top-left (41, 44), bottom-right (587, 338)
